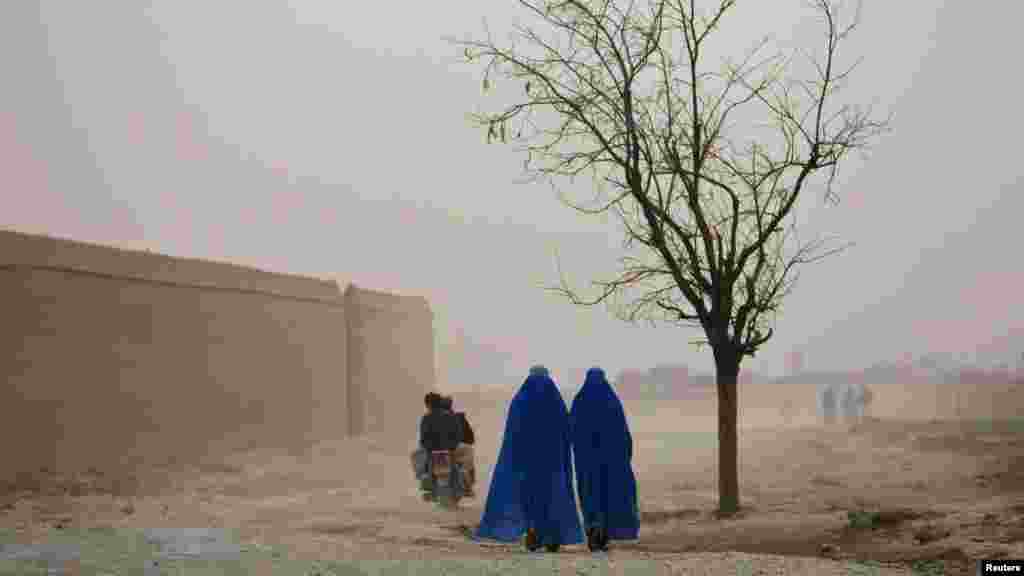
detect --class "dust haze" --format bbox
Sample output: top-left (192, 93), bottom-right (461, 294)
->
top-left (2, 0), bottom-right (1023, 574)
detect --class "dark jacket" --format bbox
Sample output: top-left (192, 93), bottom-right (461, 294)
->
top-left (455, 412), bottom-right (475, 445)
top-left (420, 409), bottom-right (460, 452)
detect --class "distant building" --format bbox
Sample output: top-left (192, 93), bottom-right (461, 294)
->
top-left (785, 351), bottom-right (805, 376)
top-left (614, 364), bottom-right (720, 399)
top-left (614, 369), bottom-right (647, 399)
top-left (648, 364), bottom-right (690, 396)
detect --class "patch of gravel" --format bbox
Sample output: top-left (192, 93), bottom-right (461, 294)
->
top-left (654, 552), bottom-right (912, 576)
top-left (286, 552), bottom-right (916, 575)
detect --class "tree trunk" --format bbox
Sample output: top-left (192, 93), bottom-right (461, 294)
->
top-left (713, 346), bottom-right (741, 516)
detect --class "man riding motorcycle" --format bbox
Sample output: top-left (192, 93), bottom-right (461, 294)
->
top-left (413, 393), bottom-right (466, 506)
top-left (412, 393), bottom-right (440, 494)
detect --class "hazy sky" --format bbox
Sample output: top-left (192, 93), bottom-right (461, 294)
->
top-left (2, 1), bottom-right (1021, 386)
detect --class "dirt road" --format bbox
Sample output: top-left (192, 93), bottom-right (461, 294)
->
top-left (2, 383), bottom-right (1022, 574)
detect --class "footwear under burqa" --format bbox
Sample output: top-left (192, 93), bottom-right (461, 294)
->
top-left (474, 365), bottom-right (583, 549)
top-left (570, 367), bottom-right (640, 548)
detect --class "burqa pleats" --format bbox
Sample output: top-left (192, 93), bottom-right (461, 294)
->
top-left (474, 372), bottom-right (583, 546)
top-left (569, 368), bottom-right (640, 540)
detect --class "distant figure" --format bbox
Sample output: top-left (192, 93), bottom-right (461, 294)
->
top-left (862, 385), bottom-right (874, 418)
top-left (475, 365), bottom-right (583, 552)
top-left (820, 383), bottom-right (838, 425)
top-left (841, 382), bottom-right (866, 425)
top-left (569, 367), bottom-right (640, 552)
top-left (841, 383), bottom-right (855, 423)
top-left (446, 395), bottom-right (477, 497)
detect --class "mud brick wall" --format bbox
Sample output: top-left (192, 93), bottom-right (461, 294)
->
top-left (344, 285), bottom-right (435, 441)
top-left (0, 229), bottom-right (434, 483)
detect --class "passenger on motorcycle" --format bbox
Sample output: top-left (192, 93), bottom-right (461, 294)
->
top-left (443, 395), bottom-right (477, 497)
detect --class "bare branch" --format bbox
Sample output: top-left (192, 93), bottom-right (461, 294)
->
top-left (454, 0), bottom-right (889, 360)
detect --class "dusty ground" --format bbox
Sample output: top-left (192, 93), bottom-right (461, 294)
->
top-left (2, 382), bottom-right (1022, 574)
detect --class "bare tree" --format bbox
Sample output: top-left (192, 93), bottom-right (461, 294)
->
top-left (451, 0), bottom-right (889, 515)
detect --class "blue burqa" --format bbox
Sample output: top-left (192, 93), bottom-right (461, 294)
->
top-left (474, 367), bottom-right (583, 546)
top-left (569, 367), bottom-right (640, 540)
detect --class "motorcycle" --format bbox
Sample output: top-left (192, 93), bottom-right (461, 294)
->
top-left (412, 448), bottom-right (466, 509)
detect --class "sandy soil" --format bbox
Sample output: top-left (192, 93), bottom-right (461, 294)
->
top-left (2, 382), bottom-right (1022, 574)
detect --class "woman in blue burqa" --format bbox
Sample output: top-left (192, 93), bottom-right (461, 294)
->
top-left (474, 365), bottom-right (583, 552)
top-left (569, 367), bottom-right (640, 551)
